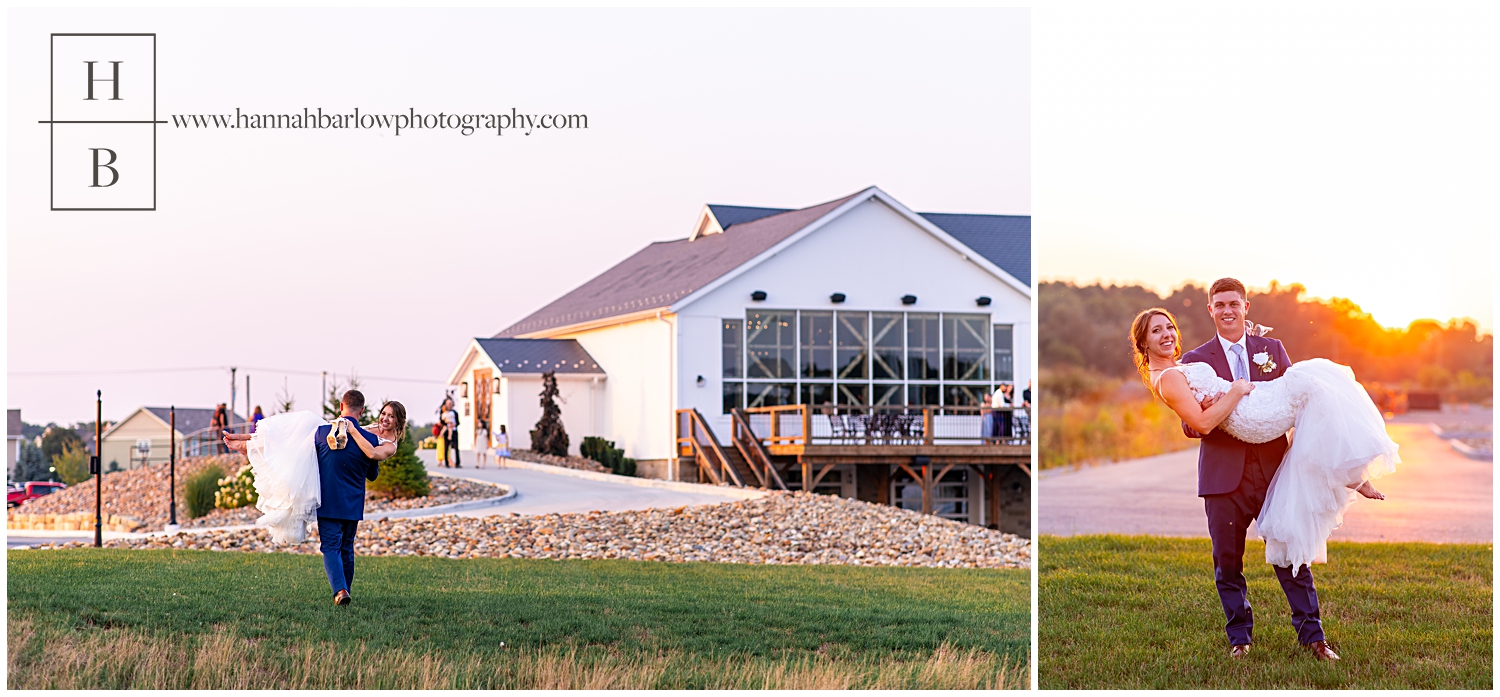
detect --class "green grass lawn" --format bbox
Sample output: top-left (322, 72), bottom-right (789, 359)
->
top-left (8, 549), bottom-right (1029, 689)
top-left (1039, 535), bottom-right (1492, 689)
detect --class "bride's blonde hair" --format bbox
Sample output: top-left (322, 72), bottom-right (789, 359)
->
top-left (1130, 308), bottom-right (1181, 398)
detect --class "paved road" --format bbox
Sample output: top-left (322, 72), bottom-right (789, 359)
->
top-left (1041, 419), bottom-right (1492, 543)
top-left (416, 450), bottom-right (742, 517)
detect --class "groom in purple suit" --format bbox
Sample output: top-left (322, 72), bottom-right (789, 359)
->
top-left (1183, 278), bottom-right (1339, 662)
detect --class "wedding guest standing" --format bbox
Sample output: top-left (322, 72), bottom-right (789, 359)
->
top-left (474, 418), bottom-right (491, 469)
top-left (210, 404), bottom-right (230, 453)
top-left (251, 406), bottom-right (265, 433)
top-left (442, 399), bottom-right (461, 468)
top-left (993, 384), bottom-right (1014, 440)
top-left (494, 424), bottom-right (510, 468)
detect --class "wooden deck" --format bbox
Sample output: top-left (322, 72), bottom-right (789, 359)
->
top-left (766, 442), bottom-right (1030, 464)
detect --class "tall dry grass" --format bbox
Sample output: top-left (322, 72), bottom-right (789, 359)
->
top-left (1038, 367), bottom-right (1196, 470)
top-left (8, 618), bottom-right (1027, 690)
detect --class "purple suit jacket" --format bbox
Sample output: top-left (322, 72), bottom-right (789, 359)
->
top-left (1180, 333), bottom-right (1293, 497)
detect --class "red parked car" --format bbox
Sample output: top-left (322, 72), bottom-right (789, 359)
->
top-left (7, 481), bottom-right (67, 508)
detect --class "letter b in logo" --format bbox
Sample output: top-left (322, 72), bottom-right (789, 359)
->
top-left (50, 34), bottom-right (156, 211)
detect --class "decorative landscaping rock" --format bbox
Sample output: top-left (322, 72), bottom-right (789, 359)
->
top-left (33, 491), bottom-right (1030, 569)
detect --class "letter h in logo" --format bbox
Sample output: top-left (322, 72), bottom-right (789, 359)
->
top-left (48, 34), bottom-right (157, 211)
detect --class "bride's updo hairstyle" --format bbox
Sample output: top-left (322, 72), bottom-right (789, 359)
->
top-left (1130, 308), bottom-right (1182, 397)
top-left (380, 401), bottom-right (408, 440)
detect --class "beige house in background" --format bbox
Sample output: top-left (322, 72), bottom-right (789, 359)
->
top-left (99, 407), bottom-right (244, 471)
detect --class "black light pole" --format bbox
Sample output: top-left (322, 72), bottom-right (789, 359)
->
top-left (169, 406), bottom-right (178, 527)
top-left (94, 390), bottom-right (102, 548)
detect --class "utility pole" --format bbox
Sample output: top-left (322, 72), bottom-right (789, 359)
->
top-left (93, 391), bottom-right (102, 548)
top-left (168, 406), bottom-right (179, 531)
top-left (230, 367), bottom-right (238, 431)
top-left (245, 374), bottom-right (251, 430)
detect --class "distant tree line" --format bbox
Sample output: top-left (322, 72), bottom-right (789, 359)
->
top-left (1040, 281), bottom-right (1493, 390)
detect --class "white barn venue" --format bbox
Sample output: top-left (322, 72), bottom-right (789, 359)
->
top-left (446, 186), bottom-right (1031, 534)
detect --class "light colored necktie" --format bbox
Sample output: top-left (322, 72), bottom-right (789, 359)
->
top-left (1230, 343), bottom-right (1247, 381)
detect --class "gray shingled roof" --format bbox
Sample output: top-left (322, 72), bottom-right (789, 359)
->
top-left (498, 190), bottom-right (1030, 338)
top-left (918, 212), bottom-right (1031, 286)
top-left (498, 192), bottom-right (860, 337)
top-left (475, 338), bottom-right (605, 374)
top-left (706, 204), bottom-right (789, 229)
top-left (712, 205), bottom-right (1031, 284)
top-left (143, 407), bottom-right (245, 436)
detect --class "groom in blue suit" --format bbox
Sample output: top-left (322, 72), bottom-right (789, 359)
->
top-left (315, 390), bottom-right (381, 606)
top-left (1183, 278), bottom-right (1337, 662)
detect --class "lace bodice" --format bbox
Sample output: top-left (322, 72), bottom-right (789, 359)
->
top-left (1160, 362), bottom-right (1303, 443)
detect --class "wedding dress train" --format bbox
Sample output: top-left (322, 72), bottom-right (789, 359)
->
top-left (245, 411), bottom-right (324, 544)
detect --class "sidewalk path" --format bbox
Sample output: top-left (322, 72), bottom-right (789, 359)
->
top-left (1040, 422), bottom-right (1491, 543)
top-left (416, 450), bottom-right (744, 517)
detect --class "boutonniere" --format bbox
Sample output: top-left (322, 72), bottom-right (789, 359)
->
top-left (1252, 351), bottom-right (1276, 374)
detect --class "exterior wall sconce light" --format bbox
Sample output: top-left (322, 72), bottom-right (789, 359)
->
top-left (830, 293), bottom-right (846, 303)
top-left (750, 290), bottom-right (767, 301)
top-left (901, 294), bottom-right (918, 305)
top-left (976, 296), bottom-right (992, 306)
top-left (493, 377), bottom-right (502, 396)
top-left (460, 381), bottom-right (469, 398)
top-left (696, 375), bottom-right (706, 387)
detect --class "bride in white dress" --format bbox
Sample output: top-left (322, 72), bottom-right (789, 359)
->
top-left (1138, 309), bottom-right (1399, 573)
top-left (232, 401), bottom-right (406, 544)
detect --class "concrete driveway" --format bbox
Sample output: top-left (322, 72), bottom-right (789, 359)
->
top-left (1040, 417), bottom-right (1492, 543)
top-left (416, 450), bottom-right (746, 517)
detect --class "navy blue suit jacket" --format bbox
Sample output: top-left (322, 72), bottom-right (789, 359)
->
top-left (314, 416), bottom-right (381, 520)
top-left (1181, 334), bottom-right (1293, 497)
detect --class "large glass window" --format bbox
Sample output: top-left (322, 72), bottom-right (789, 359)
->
top-left (943, 314), bottom-right (990, 381)
top-left (722, 319), bottom-right (743, 378)
top-left (800, 383), bottom-right (833, 408)
top-left (871, 312), bottom-right (904, 380)
top-left (722, 382), bottom-right (743, 413)
top-left (993, 324), bottom-right (1014, 382)
top-left (836, 383), bottom-right (868, 406)
top-left (724, 309), bottom-right (1010, 414)
top-left (908, 384), bottom-right (941, 406)
top-left (945, 384), bottom-right (986, 407)
top-left (907, 313), bottom-right (940, 380)
top-left (872, 383), bottom-right (904, 406)
top-left (800, 311), bottom-right (833, 379)
top-left (747, 382), bottom-right (795, 408)
top-left (746, 311), bottom-right (794, 379)
top-left (836, 312), bottom-right (869, 380)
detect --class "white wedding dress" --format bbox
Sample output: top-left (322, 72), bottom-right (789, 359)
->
top-left (245, 411), bottom-right (325, 544)
top-left (1161, 359), bottom-right (1400, 572)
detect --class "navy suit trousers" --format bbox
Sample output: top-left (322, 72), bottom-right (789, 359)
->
top-left (317, 517), bottom-right (359, 595)
top-left (1203, 447), bottom-right (1324, 646)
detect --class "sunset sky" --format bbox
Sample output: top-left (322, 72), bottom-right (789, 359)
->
top-left (1034, 6), bottom-right (1494, 332)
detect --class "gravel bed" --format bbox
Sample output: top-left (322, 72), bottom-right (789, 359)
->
top-left (30, 491), bottom-right (1030, 569)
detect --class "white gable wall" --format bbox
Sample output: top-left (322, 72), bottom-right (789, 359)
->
top-left (675, 197), bottom-right (1031, 440)
top-left (450, 341), bottom-right (604, 457)
top-left (556, 315), bottom-right (675, 461)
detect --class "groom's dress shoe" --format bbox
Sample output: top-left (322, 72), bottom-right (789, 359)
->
top-left (1306, 641), bottom-right (1340, 662)
top-left (334, 590), bottom-right (351, 606)
top-left (1230, 644), bottom-right (1250, 659)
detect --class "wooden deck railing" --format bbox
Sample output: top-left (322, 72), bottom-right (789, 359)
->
top-left (674, 408), bottom-right (743, 487)
top-left (730, 409), bottom-right (787, 489)
top-left (743, 404), bottom-right (1030, 446)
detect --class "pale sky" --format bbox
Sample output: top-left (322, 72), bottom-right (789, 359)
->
top-left (1033, 6), bottom-right (1494, 332)
top-left (6, 8), bottom-right (1031, 425)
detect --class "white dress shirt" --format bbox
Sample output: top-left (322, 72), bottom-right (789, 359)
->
top-left (1218, 331), bottom-right (1249, 380)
